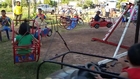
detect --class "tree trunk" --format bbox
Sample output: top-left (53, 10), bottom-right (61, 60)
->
top-left (33, 0), bottom-right (37, 13)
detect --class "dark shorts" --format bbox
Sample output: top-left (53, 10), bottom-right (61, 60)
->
top-left (105, 12), bottom-right (109, 17)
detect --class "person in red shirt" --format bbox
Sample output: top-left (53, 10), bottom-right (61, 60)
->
top-left (96, 43), bottom-right (140, 79)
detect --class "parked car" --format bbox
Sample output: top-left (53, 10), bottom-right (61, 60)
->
top-left (37, 4), bottom-right (55, 14)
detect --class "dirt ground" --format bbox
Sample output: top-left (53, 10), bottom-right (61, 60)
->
top-left (40, 23), bottom-right (138, 73)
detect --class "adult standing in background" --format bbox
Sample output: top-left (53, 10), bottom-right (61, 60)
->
top-left (14, 1), bottom-right (22, 26)
top-left (105, 4), bottom-right (110, 18)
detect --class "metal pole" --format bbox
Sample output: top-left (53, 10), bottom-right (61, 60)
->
top-left (134, 0), bottom-right (140, 43)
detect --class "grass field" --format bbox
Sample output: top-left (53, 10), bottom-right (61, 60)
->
top-left (0, 36), bottom-right (60, 79)
top-left (0, 7), bottom-right (92, 79)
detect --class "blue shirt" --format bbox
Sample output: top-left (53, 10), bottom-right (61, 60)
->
top-left (94, 14), bottom-right (101, 21)
top-left (0, 16), bottom-right (11, 26)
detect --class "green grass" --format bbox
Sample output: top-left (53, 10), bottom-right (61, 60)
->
top-left (0, 37), bottom-right (60, 79)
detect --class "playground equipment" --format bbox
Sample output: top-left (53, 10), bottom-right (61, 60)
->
top-left (89, 18), bottom-right (113, 29)
top-left (33, 17), bottom-right (52, 37)
top-left (91, 3), bottom-right (134, 50)
top-left (58, 8), bottom-right (84, 30)
top-left (36, 26), bottom-right (126, 79)
top-left (94, 4), bottom-right (137, 65)
top-left (11, 20), bottom-right (41, 63)
top-left (36, 2), bottom-right (140, 79)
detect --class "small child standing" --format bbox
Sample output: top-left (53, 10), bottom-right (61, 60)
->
top-left (14, 1), bottom-right (22, 26)
top-left (14, 20), bottom-right (39, 61)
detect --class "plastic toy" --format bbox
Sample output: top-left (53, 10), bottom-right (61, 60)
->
top-left (89, 18), bottom-right (113, 29)
top-left (32, 17), bottom-right (52, 37)
top-left (58, 8), bottom-right (83, 30)
top-left (59, 16), bottom-right (78, 30)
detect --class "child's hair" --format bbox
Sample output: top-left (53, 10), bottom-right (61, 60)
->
top-left (1, 10), bottom-right (6, 13)
top-left (19, 19), bottom-right (30, 35)
top-left (128, 43), bottom-right (140, 66)
top-left (38, 8), bottom-right (42, 11)
top-left (97, 11), bottom-right (101, 14)
top-left (16, 1), bottom-right (20, 3)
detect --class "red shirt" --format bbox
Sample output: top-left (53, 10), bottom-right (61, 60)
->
top-left (122, 67), bottom-right (140, 79)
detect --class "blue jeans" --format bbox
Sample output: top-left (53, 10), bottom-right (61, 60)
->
top-left (0, 26), bottom-right (11, 41)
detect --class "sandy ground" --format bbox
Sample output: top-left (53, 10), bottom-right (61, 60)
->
top-left (39, 22), bottom-right (138, 73)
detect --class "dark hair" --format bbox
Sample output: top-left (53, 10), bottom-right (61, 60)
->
top-left (97, 11), bottom-right (101, 14)
top-left (128, 44), bottom-right (140, 66)
top-left (16, 1), bottom-right (20, 3)
top-left (38, 8), bottom-right (42, 11)
top-left (19, 19), bottom-right (30, 35)
top-left (1, 10), bottom-right (6, 13)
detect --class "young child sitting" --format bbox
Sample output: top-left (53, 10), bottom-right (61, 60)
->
top-left (35, 8), bottom-right (46, 22)
top-left (32, 8), bottom-right (47, 29)
top-left (14, 20), bottom-right (39, 62)
top-left (0, 10), bottom-right (11, 41)
top-left (96, 43), bottom-right (140, 79)
top-left (94, 11), bottom-right (105, 22)
top-left (94, 11), bottom-right (102, 21)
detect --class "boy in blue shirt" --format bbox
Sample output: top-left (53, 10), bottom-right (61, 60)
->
top-left (0, 10), bottom-right (11, 41)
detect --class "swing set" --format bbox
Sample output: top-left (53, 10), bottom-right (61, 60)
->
top-left (57, 7), bottom-right (84, 30)
top-left (36, 1), bottom-right (140, 79)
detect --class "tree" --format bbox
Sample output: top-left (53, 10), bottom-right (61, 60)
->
top-left (93, 0), bottom-right (98, 4)
top-left (85, 0), bottom-right (93, 7)
top-left (1, 2), bottom-right (8, 8)
top-left (116, 0), bottom-right (129, 8)
top-left (44, 0), bottom-right (51, 4)
top-left (61, 0), bottom-right (69, 4)
top-left (33, 0), bottom-right (37, 13)
top-left (49, 1), bottom-right (57, 7)
top-left (5, 0), bottom-right (12, 7)
top-left (21, 0), bottom-right (28, 6)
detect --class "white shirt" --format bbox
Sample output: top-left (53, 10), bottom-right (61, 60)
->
top-left (105, 6), bottom-right (110, 12)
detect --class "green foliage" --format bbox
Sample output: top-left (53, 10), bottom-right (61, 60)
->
top-left (93, 0), bottom-right (98, 4)
top-left (82, 5), bottom-right (88, 9)
top-left (77, 3), bottom-right (82, 7)
top-left (6, 7), bottom-right (12, 12)
top-left (77, 0), bottom-right (94, 9)
top-left (85, 0), bottom-right (93, 7)
top-left (49, 1), bottom-right (57, 7)
top-left (21, 0), bottom-right (28, 6)
top-left (61, 0), bottom-right (69, 4)
top-left (32, 0), bottom-right (37, 13)
top-left (5, 0), bottom-right (12, 7)
top-left (44, 0), bottom-right (51, 4)
top-left (1, 2), bottom-right (8, 8)
top-left (116, 0), bottom-right (128, 9)
top-left (30, 12), bottom-right (37, 19)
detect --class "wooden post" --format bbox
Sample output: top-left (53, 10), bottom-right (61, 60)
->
top-left (12, 0), bottom-right (15, 19)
